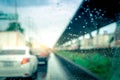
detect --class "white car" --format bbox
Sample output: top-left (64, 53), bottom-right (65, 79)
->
top-left (0, 47), bottom-right (38, 79)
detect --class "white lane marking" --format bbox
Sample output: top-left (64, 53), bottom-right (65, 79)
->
top-left (46, 53), bottom-right (69, 80)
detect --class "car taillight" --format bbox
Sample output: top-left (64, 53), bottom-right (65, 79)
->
top-left (21, 58), bottom-right (30, 64)
top-left (40, 52), bottom-right (46, 57)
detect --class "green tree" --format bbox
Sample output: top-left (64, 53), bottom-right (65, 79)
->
top-left (6, 22), bottom-right (24, 33)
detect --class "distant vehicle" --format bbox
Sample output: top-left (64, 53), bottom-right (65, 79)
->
top-left (0, 47), bottom-right (38, 79)
top-left (33, 49), bottom-right (50, 65)
top-left (38, 49), bottom-right (49, 65)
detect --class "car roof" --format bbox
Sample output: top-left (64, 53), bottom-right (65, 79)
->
top-left (1, 46), bottom-right (30, 50)
top-left (0, 46), bottom-right (31, 55)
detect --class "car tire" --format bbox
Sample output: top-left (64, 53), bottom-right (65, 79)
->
top-left (32, 70), bottom-right (38, 80)
top-left (24, 77), bottom-right (32, 80)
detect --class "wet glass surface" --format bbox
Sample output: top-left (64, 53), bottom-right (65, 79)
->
top-left (0, 0), bottom-right (120, 80)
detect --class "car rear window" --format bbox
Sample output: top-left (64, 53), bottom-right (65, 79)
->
top-left (0, 50), bottom-right (25, 55)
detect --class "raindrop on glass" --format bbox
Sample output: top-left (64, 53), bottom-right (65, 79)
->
top-left (90, 14), bottom-right (93, 17)
top-left (83, 26), bottom-right (85, 28)
top-left (91, 18), bottom-right (94, 21)
top-left (68, 27), bottom-right (71, 30)
top-left (75, 18), bottom-right (78, 20)
top-left (94, 8), bottom-right (97, 10)
top-left (78, 16), bottom-right (81, 18)
top-left (82, 12), bottom-right (84, 15)
top-left (102, 14), bottom-right (104, 16)
top-left (99, 9), bottom-right (102, 12)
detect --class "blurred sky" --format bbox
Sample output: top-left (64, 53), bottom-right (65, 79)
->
top-left (0, 0), bottom-right (83, 48)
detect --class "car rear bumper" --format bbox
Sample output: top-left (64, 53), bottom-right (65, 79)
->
top-left (0, 65), bottom-right (32, 77)
top-left (37, 56), bottom-right (49, 64)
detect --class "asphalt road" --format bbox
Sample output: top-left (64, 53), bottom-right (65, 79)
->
top-left (0, 53), bottom-right (98, 80)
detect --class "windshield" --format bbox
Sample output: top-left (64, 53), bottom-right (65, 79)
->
top-left (0, 0), bottom-right (120, 80)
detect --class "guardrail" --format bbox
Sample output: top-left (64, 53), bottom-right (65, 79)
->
top-left (68, 47), bottom-right (120, 57)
